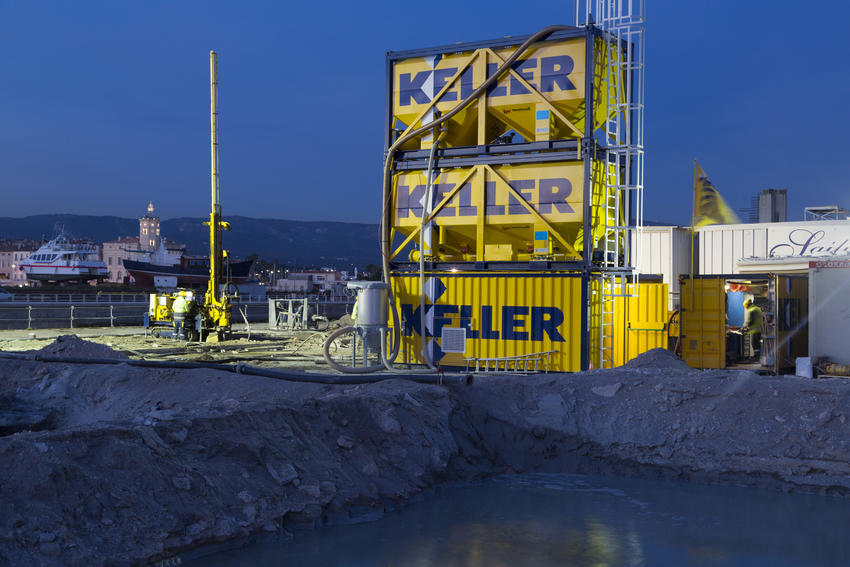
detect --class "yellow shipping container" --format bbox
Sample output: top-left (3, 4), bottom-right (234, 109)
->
top-left (391, 272), bottom-right (667, 372)
top-left (390, 33), bottom-right (619, 149)
top-left (390, 160), bottom-right (618, 263)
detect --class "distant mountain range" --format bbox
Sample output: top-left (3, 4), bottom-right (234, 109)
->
top-left (0, 214), bottom-right (678, 270)
top-left (0, 214), bottom-right (381, 270)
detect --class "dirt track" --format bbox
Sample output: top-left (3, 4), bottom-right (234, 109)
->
top-left (2, 338), bottom-right (850, 565)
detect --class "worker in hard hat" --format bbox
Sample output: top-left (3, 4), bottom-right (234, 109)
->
top-left (172, 291), bottom-right (190, 340)
top-left (742, 298), bottom-right (763, 361)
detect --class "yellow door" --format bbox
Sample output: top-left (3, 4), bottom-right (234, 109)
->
top-left (771, 275), bottom-right (808, 374)
top-left (613, 282), bottom-right (669, 366)
top-left (680, 278), bottom-right (726, 369)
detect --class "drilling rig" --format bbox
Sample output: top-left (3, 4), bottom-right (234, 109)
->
top-left (201, 49), bottom-right (233, 341)
top-left (145, 50), bottom-right (234, 342)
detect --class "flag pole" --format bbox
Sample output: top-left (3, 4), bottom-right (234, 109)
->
top-left (689, 159), bottom-right (697, 315)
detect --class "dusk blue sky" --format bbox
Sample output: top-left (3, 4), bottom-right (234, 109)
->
top-left (1, 1), bottom-right (847, 225)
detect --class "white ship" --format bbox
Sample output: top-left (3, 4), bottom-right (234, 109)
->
top-left (19, 234), bottom-right (108, 283)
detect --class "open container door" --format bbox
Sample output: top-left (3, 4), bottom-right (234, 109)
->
top-left (768, 274), bottom-right (808, 374)
top-left (680, 277), bottom-right (726, 369)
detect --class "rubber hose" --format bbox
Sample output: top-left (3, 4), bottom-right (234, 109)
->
top-left (380, 24), bottom-right (574, 360)
top-left (0, 350), bottom-right (471, 385)
top-left (322, 325), bottom-right (383, 374)
top-left (378, 327), bottom-right (437, 374)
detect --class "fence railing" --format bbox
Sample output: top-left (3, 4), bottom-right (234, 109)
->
top-left (6, 292), bottom-right (271, 304)
top-left (0, 301), bottom-right (270, 330)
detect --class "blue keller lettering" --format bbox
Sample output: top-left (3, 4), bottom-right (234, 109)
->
top-left (397, 178), bottom-right (572, 218)
top-left (398, 56), bottom-right (575, 107)
top-left (502, 306), bottom-right (529, 340)
top-left (400, 303), bottom-right (565, 343)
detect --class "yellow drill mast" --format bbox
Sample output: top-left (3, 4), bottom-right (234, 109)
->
top-left (203, 50), bottom-right (232, 340)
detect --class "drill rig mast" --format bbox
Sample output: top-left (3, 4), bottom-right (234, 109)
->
top-left (202, 50), bottom-right (233, 341)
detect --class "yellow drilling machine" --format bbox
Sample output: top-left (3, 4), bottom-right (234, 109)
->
top-left (145, 50), bottom-right (234, 342)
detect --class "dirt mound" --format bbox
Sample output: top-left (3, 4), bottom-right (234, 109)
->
top-left (37, 335), bottom-right (127, 360)
top-left (623, 348), bottom-right (690, 371)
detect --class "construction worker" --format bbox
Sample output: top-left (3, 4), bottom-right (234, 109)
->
top-left (172, 291), bottom-right (190, 340)
top-left (743, 298), bottom-right (763, 361)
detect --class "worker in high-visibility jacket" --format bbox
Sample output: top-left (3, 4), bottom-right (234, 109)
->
top-left (172, 291), bottom-right (190, 340)
top-left (743, 298), bottom-right (763, 360)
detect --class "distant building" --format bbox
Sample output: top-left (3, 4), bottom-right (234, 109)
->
top-left (139, 201), bottom-right (161, 251)
top-left (101, 202), bottom-right (187, 284)
top-left (101, 236), bottom-right (142, 283)
top-left (273, 269), bottom-right (343, 294)
top-left (0, 240), bottom-right (39, 286)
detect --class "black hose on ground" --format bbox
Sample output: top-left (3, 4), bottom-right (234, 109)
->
top-left (0, 350), bottom-right (472, 386)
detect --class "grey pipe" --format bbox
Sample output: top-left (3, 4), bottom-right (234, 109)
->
top-left (419, 132), bottom-right (444, 370)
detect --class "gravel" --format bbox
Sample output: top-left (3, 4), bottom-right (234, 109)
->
top-left (3, 337), bottom-right (850, 565)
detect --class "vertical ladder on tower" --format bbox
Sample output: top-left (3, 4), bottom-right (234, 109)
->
top-left (582, 0), bottom-right (646, 368)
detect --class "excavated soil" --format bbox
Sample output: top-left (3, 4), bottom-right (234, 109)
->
top-left (37, 335), bottom-right (129, 360)
top-left (2, 340), bottom-right (850, 566)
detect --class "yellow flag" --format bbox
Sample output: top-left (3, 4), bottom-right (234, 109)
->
top-left (693, 161), bottom-right (740, 227)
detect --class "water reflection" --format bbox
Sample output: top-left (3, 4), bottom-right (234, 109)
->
top-left (189, 473), bottom-right (850, 567)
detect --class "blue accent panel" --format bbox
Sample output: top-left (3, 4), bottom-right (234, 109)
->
top-left (431, 277), bottom-right (447, 302)
top-left (534, 230), bottom-right (548, 240)
top-left (536, 110), bottom-right (550, 120)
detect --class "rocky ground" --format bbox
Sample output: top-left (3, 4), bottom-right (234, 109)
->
top-left (2, 336), bottom-right (850, 566)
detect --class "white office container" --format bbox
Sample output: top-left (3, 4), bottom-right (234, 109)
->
top-left (808, 259), bottom-right (850, 366)
top-left (633, 226), bottom-right (692, 309)
top-left (698, 220), bottom-right (850, 275)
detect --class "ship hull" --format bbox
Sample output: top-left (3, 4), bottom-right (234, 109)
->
top-left (124, 260), bottom-right (253, 288)
top-left (26, 273), bottom-right (108, 282)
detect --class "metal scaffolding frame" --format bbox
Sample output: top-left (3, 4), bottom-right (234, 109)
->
top-left (577, 0), bottom-right (646, 368)
top-left (384, 10), bottom-right (646, 370)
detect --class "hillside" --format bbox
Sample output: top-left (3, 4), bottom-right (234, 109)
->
top-left (0, 215), bottom-right (380, 270)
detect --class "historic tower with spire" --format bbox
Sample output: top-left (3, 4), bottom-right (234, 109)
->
top-left (139, 201), bottom-right (161, 251)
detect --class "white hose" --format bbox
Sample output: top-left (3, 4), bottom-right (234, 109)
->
top-left (419, 131), bottom-right (445, 370)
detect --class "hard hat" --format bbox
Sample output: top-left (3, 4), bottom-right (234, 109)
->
top-left (743, 298), bottom-right (752, 306)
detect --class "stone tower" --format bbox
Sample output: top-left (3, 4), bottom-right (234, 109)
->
top-left (139, 201), bottom-right (161, 251)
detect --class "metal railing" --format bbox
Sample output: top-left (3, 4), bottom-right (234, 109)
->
top-left (0, 305), bottom-right (149, 330)
top-left (7, 293), bottom-right (149, 304)
top-left (0, 301), bottom-right (271, 330)
top-left (4, 292), bottom-right (271, 304)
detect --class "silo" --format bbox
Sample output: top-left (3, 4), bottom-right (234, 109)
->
top-left (381, 14), bottom-right (658, 371)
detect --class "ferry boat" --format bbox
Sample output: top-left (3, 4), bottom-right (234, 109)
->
top-left (19, 235), bottom-right (108, 283)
